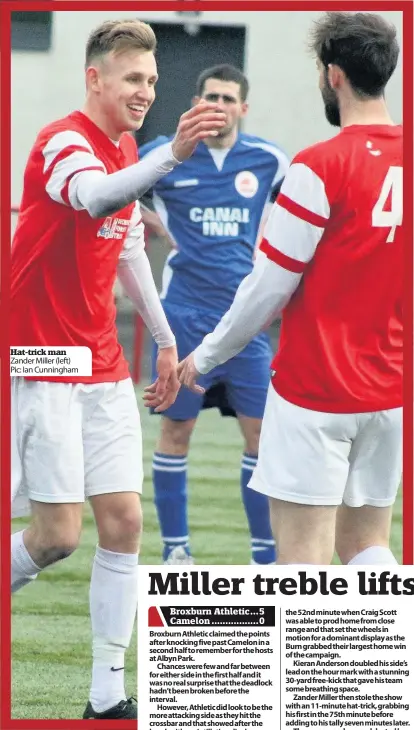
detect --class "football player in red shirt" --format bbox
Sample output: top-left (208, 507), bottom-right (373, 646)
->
top-left (173, 12), bottom-right (403, 568)
top-left (11, 19), bottom-right (225, 719)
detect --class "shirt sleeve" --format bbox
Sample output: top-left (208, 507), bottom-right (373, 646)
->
top-left (260, 161), bottom-right (330, 270)
top-left (137, 136), bottom-right (171, 199)
top-left (41, 130), bottom-right (180, 218)
top-left (71, 141), bottom-right (179, 219)
top-left (117, 203), bottom-right (175, 349)
top-left (42, 131), bottom-right (106, 206)
top-left (138, 135), bottom-right (171, 159)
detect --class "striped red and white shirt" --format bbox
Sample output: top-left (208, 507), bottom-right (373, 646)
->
top-left (194, 124), bottom-right (403, 413)
top-left (11, 111), bottom-right (143, 383)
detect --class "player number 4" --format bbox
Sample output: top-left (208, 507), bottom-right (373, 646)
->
top-left (372, 165), bottom-right (403, 243)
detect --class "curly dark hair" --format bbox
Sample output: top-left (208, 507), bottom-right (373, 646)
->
top-left (309, 11), bottom-right (399, 97)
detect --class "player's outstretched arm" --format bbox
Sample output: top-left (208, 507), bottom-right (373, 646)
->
top-left (176, 250), bottom-right (302, 393)
top-left (45, 103), bottom-right (226, 220)
top-left (75, 100), bottom-right (225, 217)
top-left (178, 159), bottom-right (330, 391)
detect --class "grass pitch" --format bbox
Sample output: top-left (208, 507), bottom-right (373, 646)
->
top-left (11, 393), bottom-right (403, 718)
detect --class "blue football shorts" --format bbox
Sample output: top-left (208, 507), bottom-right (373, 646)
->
top-left (151, 300), bottom-right (272, 421)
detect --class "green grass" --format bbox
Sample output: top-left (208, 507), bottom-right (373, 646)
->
top-left (11, 391), bottom-right (402, 718)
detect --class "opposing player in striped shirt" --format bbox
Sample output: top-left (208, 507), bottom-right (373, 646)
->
top-left (170, 12), bottom-right (404, 567)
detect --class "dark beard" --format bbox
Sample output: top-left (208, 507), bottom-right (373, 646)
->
top-left (321, 73), bottom-right (341, 127)
top-left (324, 98), bottom-right (341, 127)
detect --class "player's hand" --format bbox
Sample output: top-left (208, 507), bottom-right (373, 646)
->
top-left (177, 353), bottom-right (205, 395)
top-left (143, 345), bottom-right (180, 412)
top-left (141, 207), bottom-right (176, 247)
top-left (172, 100), bottom-right (227, 162)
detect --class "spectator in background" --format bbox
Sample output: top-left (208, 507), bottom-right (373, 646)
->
top-left (140, 64), bottom-right (289, 566)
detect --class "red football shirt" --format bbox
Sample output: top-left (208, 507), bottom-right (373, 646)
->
top-left (260, 125), bottom-right (403, 413)
top-left (11, 111), bottom-right (138, 383)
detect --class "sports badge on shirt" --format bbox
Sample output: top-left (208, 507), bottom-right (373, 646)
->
top-left (234, 170), bottom-right (259, 198)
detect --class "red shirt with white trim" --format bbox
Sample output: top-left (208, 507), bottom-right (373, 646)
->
top-left (11, 111), bottom-right (139, 383)
top-left (261, 124), bottom-right (403, 413)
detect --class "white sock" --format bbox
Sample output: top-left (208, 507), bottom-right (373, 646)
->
top-left (348, 546), bottom-right (398, 565)
top-left (11, 530), bottom-right (41, 593)
top-left (89, 546), bottom-right (138, 713)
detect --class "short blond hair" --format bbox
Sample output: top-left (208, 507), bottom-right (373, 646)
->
top-left (85, 19), bottom-right (156, 66)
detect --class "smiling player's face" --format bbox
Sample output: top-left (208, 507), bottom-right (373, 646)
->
top-left (87, 49), bottom-right (158, 137)
top-left (194, 78), bottom-right (248, 141)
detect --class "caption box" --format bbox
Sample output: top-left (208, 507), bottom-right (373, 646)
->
top-left (138, 567), bottom-right (413, 729)
top-left (10, 346), bottom-right (92, 376)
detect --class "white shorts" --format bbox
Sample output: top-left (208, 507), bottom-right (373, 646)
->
top-left (249, 386), bottom-right (402, 508)
top-left (11, 378), bottom-right (143, 517)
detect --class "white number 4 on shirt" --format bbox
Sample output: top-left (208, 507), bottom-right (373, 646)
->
top-left (372, 165), bottom-right (403, 243)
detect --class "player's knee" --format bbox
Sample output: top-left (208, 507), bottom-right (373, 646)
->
top-left (117, 509), bottom-right (142, 541)
top-left (158, 417), bottom-right (194, 455)
top-left (26, 504), bottom-right (83, 567)
top-left (96, 499), bottom-right (142, 553)
top-left (35, 530), bottom-right (80, 566)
